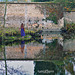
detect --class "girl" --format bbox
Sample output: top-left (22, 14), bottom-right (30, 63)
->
top-left (21, 23), bottom-right (25, 38)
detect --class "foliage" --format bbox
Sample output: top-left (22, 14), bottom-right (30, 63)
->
top-left (36, 4), bottom-right (63, 24)
top-left (46, 13), bottom-right (58, 24)
top-left (66, 23), bottom-right (75, 33)
top-left (33, 0), bottom-right (74, 11)
top-left (46, 39), bottom-right (58, 49)
top-left (4, 35), bottom-right (32, 41)
top-left (54, 0), bottom-right (75, 11)
top-left (61, 21), bottom-right (75, 40)
top-left (0, 27), bottom-right (35, 36)
top-left (52, 60), bottom-right (64, 65)
top-left (64, 57), bottom-right (75, 75)
top-left (62, 21), bottom-right (75, 33)
top-left (64, 2), bottom-right (75, 11)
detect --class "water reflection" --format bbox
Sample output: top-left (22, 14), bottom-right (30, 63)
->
top-left (1, 31), bottom-right (75, 60)
top-left (0, 43), bottom-right (4, 59)
top-left (41, 31), bottom-right (63, 45)
top-left (43, 44), bottom-right (46, 54)
top-left (7, 61), bottom-right (35, 75)
top-left (64, 57), bottom-right (75, 75)
top-left (21, 40), bottom-right (27, 58)
top-left (1, 32), bottom-right (64, 59)
top-left (4, 39), bottom-right (64, 59)
top-left (5, 41), bottom-right (44, 59)
top-left (0, 61), bottom-right (35, 75)
top-left (21, 40), bottom-right (25, 53)
top-left (0, 61), bottom-right (5, 75)
top-left (0, 59), bottom-right (75, 75)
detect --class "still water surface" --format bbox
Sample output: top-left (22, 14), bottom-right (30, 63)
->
top-left (0, 59), bottom-right (75, 75)
top-left (0, 32), bottom-right (75, 75)
top-left (0, 32), bottom-right (75, 60)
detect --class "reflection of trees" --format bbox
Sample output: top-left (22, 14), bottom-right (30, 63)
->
top-left (36, 40), bottom-right (64, 60)
top-left (34, 61), bottom-right (67, 75)
top-left (7, 65), bottom-right (26, 74)
top-left (64, 57), bottom-right (75, 75)
top-left (46, 40), bottom-right (63, 60)
top-left (34, 61), bottom-right (57, 75)
top-left (0, 61), bottom-right (26, 75)
top-left (34, 58), bottom-right (75, 75)
top-left (0, 61), bottom-right (5, 74)
top-left (0, 41), bottom-right (4, 59)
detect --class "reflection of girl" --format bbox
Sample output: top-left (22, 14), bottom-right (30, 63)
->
top-left (21, 23), bottom-right (25, 38)
top-left (21, 41), bottom-right (27, 58)
top-left (21, 40), bottom-right (25, 53)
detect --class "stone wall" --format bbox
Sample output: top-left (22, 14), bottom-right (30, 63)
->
top-left (5, 4), bottom-right (45, 28)
top-left (63, 39), bottom-right (75, 51)
top-left (64, 12), bottom-right (75, 23)
top-left (6, 4), bottom-right (25, 27)
top-left (0, 4), bottom-right (5, 27)
top-left (0, 3), bottom-right (64, 29)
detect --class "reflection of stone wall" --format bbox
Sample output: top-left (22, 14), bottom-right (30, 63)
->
top-left (64, 12), bottom-right (75, 23)
top-left (63, 39), bottom-right (75, 51)
top-left (5, 43), bottom-right (43, 59)
top-left (42, 32), bottom-right (63, 40)
top-left (0, 4), bottom-right (5, 27)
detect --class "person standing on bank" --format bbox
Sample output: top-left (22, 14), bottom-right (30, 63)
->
top-left (21, 23), bottom-right (25, 38)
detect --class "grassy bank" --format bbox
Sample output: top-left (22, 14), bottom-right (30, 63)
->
top-left (0, 27), bottom-right (36, 42)
top-left (0, 27), bottom-right (35, 35)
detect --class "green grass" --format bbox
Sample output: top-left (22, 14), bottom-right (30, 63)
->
top-left (37, 60), bottom-right (64, 65)
top-left (0, 27), bottom-right (35, 36)
top-left (31, 0), bottom-right (34, 2)
top-left (52, 60), bottom-right (64, 65)
top-left (4, 34), bottom-right (32, 40)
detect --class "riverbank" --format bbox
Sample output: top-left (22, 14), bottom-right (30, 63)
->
top-left (0, 27), bottom-right (36, 41)
top-left (0, 27), bottom-right (42, 43)
top-left (0, 27), bottom-right (35, 35)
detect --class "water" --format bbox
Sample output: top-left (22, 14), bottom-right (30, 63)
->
top-left (0, 31), bottom-right (75, 75)
top-left (0, 59), bottom-right (75, 75)
top-left (0, 32), bottom-right (65, 60)
top-left (0, 31), bottom-right (75, 60)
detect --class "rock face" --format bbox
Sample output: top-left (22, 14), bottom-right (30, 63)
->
top-left (0, 4), bottom-right (5, 27)
top-left (63, 39), bottom-right (75, 51)
top-left (0, 3), bottom-right (64, 30)
top-left (6, 4), bottom-right (25, 27)
top-left (64, 12), bottom-right (75, 23)
top-left (5, 4), bottom-right (44, 28)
